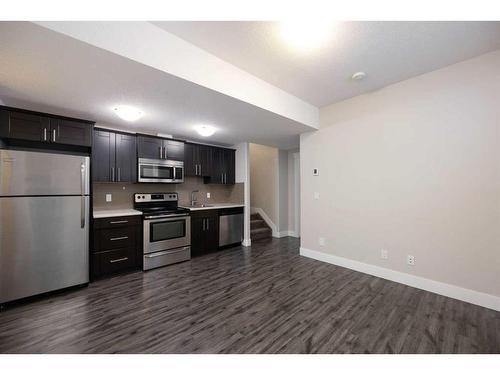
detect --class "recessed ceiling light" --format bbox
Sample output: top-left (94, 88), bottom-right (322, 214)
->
top-left (113, 105), bottom-right (143, 122)
top-left (279, 19), bottom-right (335, 51)
top-left (195, 125), bottom-right (216, 137)
top-left (351, 72), bottom-right (366, 81)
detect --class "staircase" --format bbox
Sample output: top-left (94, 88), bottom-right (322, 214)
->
top-left (250, 212), bottom-right (272, 241)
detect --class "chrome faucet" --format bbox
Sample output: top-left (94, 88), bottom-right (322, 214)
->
top-left (190, 190), bottom-right (199, 206)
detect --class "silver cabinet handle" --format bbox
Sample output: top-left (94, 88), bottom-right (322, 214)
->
top-left (206, 218), bottom-right (209, 231)
top-left (52, 128), bottom-right (56, 142)
top-left (110, 257), bottom-right (128, 263)
top-left (110, 236), bottom-right (128, 241)
top-left (199, 164), bottom-right (202, 175)
top-left (159, 146), bottom-right (162, 159)
top-left (195, 164), bottom-right (198, 175)
top-left (117, 167), bottom-right (121, 182)
top-left (110, 220), bottom-right (128, 224)
top-left (202, 218), bottom-right (206, 231)
top-left (80, 163), bottom-right (85, 228)
top-left (111, 167), bottom-right (115, 182)
top-left (43, 128), bottom-right (47, 141)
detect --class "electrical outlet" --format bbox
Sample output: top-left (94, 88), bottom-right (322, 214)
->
top-left (319, 237), bottom-right (325, 246)
top-left (105, 194), bottom-right (112, 202)
top-left (314, 192), bottom-right (320, 200)
top-left (207, 192), bottom-right (211, 199)
top-left (407, 255), bottom-right (415, 266)
top-left (381, 249), bottom-right (388, 259)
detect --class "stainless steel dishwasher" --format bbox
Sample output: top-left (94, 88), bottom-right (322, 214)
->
top-left (219, 207), bottom-right (244, 247)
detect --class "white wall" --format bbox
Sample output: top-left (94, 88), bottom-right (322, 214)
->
top-left (288, 150), bottom-right (300, 237)
top-left (300, 50), bottom-right (500, 310)
top-left (233, 142), bottom-right (251, 246)
top-left (278, 150), bottom-right (289, 233)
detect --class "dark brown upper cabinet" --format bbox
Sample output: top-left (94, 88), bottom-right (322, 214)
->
top-left (210, 147), bottom-right (235, 185)
top-left (0, 107), bottom-right (93, 147)
top-left (50, 118), bottom-right (92, 147)
top-left (185, 142), bottom-right (212, 177)
top-left (92, 128), bottom-right (136, 183)
top-left (137, 135), bottom-right (184, 161)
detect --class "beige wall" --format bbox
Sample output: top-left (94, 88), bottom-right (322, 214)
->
top-left (93, 177), bottom-right (244, 210)
top-left (250, 143), bottom-right (278, 225)
top-left (301, 50), bottom-right (500, 298)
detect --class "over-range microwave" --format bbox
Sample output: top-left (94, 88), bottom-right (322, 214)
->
top-left (138, 158), bottom-right (184, 183)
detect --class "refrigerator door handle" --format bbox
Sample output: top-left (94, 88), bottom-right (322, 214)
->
top-left (80, 163), bottom-right (85, 228)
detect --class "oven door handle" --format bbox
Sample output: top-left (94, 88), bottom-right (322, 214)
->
top-left (144, 214), bottom-right (190, 220)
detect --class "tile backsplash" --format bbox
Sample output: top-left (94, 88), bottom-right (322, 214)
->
top-left (93, 177), bottom-right (244, 210)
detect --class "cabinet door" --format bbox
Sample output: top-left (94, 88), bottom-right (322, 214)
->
top-left (191, 217), bottom-right (206, 256)
top-left (205, 216), bottom-right (219, 251)
top-left (210, 147), bottom-right (224, 184)
top-left (92, 129), bottom-right (115, 182)
top-left (224, 149), bottom-right (236, 184)
top-left (199, 145), bottom-right (213, 178)
top-left (138, 136), bottom-right (163, 159)
top-left (165, 140), bottom-right (184, 161)
top-left (2, 110), bottom-right (49, 142)
top-left (115, 133), bottom-right (137, 182)
top-left (184, 143), bottom-right (198, 176)
top-left (51, 118), bottom-right (92, 147)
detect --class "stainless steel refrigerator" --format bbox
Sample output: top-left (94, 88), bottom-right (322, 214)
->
top-left (0, 149), bottom-right (90, 304)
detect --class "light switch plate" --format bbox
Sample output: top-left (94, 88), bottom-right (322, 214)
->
top-left (207, 192), bottom-right (211, 199)
top-left (105, 194), bottom-right (112, 202)
top-left (314, 192), bottom-right (320, 200)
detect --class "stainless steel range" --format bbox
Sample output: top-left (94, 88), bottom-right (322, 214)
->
top-left (134, 193), bottom-right (191, 270)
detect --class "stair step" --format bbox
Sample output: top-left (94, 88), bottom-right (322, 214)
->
top-left (250, 213), bottom-right (261, 220)
top-left (251, 227), bottom-right (272, 241)
top-left (250, 219), bottom-right (268, 229)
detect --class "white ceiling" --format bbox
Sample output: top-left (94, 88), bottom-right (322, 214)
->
top-left (154, 21), bottom-right (500, 107)
top-left (0, 22), bottom-right (312, 149)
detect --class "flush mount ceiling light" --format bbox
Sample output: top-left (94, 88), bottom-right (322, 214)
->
top-left (113, 105), bottom-right (143, 122)
top-left (195, 125), bottom-right (216, 137)
top-left (279, 19), bottom-right (335, 52)
top-left (351, 71), bottom-right (367, 81)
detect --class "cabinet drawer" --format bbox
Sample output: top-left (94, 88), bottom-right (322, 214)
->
top-left (92, 248), bottom-right (137, 278)
top-left (94, 215), bottom-right (141, 229)
top-left (95, 227), bottom-right (136, 251)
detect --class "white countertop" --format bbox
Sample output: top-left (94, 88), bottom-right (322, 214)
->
top-left (181, 203), bottom-right (244, 211)
top-left (93, 209), bottom-right (143, 219)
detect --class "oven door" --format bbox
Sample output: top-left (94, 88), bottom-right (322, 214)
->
top-left (138, 162), bottom-right (174, 183)
top-left (144, 215), bottom-right (191, 254)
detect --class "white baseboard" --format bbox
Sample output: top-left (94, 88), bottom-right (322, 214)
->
top-left (276, 230), bottom-right (300, 238)
top-left (251, 207), bottom-right (279, 237)
top-left (300, 247), bottom-right (500, 312)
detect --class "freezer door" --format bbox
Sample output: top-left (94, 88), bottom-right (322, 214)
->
top-left (0, 150), bottom-right (90, 196)
top-left (0, 196), bottom-right (89, 304)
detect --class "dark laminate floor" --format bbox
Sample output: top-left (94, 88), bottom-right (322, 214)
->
top-left (1, 237), bottom-right (499, 354)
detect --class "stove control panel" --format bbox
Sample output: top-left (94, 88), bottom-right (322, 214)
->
top-left (134, 193), bottom-right (178, 203)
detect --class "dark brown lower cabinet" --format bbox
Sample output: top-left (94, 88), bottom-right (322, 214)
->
top-left (92, 215), bottom-right (142, 279)
top-left (191, 209), bottom-right (219, 257)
